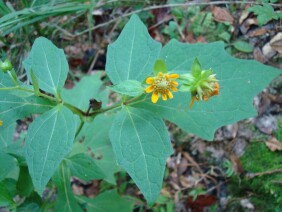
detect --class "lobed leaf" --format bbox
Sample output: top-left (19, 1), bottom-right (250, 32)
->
top-left (132, 40), bottom-right (280, 140)
top-left (109, 106), bottom-right (173, 203)
top-left (25, 105), bottom-right (76, 195)
top-left (106, 14), bottom-right (161, 85)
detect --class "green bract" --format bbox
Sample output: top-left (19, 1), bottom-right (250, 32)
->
top-left (0, 14), bottom-right (280, 209)
top-left (0, 59), bottom-right (12, 73)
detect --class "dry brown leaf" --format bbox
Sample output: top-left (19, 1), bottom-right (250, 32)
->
top-left (253, 47), bottom-right (267, 63)
top-left (270, 32), bottom-right (282, 54)
top-left (262, 42), bottom-right (276, 59)
top-left (212, 6), bottom-right (234, 24)
top-left (265, 137), bottom-right (282, 152)
top-left (248, 27), bottom-right (268, 37)
top-left (240, 18), bottom-right (257, 34)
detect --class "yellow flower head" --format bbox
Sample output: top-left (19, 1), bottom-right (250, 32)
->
top-left (145, 72), bottom-right (179, 103)
top-left (0, 120), bottom-right (2, 126)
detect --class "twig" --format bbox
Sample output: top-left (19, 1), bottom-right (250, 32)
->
top-left (75, 1), bottom-right (282, 37)
top-left (246, 168), bottom-right (282, 179)
top-left (182, 152), bottom-right (209, 185)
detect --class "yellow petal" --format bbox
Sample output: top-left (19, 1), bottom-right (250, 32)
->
top-left (168, 73), bottom-right (179, 78)
top-left (0, 120), bottom-right (2, 126)
top-left (145, 85), bottom-right (154, 93)
top-left (162, 93), bottom-right (167, 101)
top-left (167, 91), bottom-right (173, 99)
top-left (171, 81), bottom-right (178, 86)
top-left (152, 92), bottom-right (159, 103)
top-left (146, 77), bottom-right (154, 84)
top-left (171, 87), bottom-right (178, 92)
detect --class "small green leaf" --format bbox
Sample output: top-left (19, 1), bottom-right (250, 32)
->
top-left (16, 166), bottom-right (34, 197)
top-left (25, 106), bottom-right (76, 195)
top-left (66, 153), bottom-right (105, 181)
top-left (0, 151), bottom-right (17, 181)
top-left (109, 106), bottom-right (173, 203)
top-left (53, 162), bottom-right (83, 212)
top-left (78, 190), bottom-right (133, 212)
top-left (191, 58), bottom-right (202, 76)
top-left (153, 59), bottom-right (168, 75)
top-left (106, 15), bottom-right (162, 84)
top-left (23, 37), bottom-right (69, 96)
top-left (0, 182), bottom-right (16, 208)
top-left (109, 80), bottom-right (144, 97)
top-left (233, 40), bottom-right (253, 53)
top-left (248, 4), bottom-right (277, 26)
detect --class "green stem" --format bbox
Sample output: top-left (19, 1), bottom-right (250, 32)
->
top-left (75, 120), bottom-right (85, 138)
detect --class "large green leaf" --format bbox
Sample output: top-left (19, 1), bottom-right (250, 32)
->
top-left (23, 37), bottom-right (69, 95)
top-left (73, 114), bottom-right (120, 184)
top-left (106, 14), bottom-right (161, 85)
top-left (109, 106), bottom-right (173, 203)
top-left (0, 151), bottom-right (17, 181)
top-left (25, 105), bottom-right (76, 195)
top-left (132, 40), bottom-right (280, 140)
top-left (65, 153), bottom-right (105, 181)
top-left (53, 162), bottom-right (83, 212)
top-left (61, 73), bottom-right (108, 110)
top-left (78, 190), bottom-right (133, 212)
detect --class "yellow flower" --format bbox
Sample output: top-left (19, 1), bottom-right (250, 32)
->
top-left (189, 81), bottom-right (220, 109)
top-left (145, 72), bottom-right (179, 103)
top-left (0, 120), bottom-right (2, 126)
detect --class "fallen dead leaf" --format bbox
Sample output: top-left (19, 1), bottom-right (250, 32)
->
top-left (270, 32), bottom-right (282, 53)
top-left (265, 136), bottom-right (282, 151)
top-left (239, 10), bottom-right (250, 24)
top-left (262, 42), bottom-right (277, 59)
top-left (212, 6), bottom-right (234, 24)
top-left (253, 47), bottom-right (267, 63)
top-left (240, 18), bottom-right (257, 34)
top-left (248, 27), bottom-right (268, 37)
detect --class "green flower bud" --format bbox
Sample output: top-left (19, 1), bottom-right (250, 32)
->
top-left (0, 59), bottom-right (13, 73)
top-left (179, 58), bottom-right (220, 108)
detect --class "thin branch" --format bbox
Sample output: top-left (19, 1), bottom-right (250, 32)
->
top-left (246, 168), bottom-right (282, 179)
